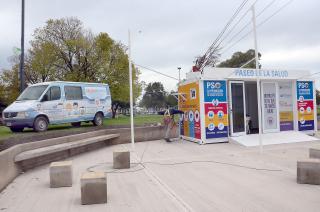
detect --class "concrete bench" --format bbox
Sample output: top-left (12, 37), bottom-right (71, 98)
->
top-left (113, 151), bottom-right (130, 169)
top-left (297, 159), bottom-right (320, 185)
top-left (310, 148), bottom-right (320, 159)
top-left (50, 161), bottom-right (72, 188)
top-left (14, 134), bottom-right (119, 170)
top-left (81, 172), bottom-right (107, 205)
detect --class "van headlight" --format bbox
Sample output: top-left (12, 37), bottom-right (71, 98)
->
top-left (16, 112), bottom-right (28, 119)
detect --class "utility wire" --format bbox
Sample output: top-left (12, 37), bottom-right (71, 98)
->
top-left (199, 0), bottom-right (250, 70)
top-left (222, 0), bottom-right (278, 53)
top-left (202, 0), bottom-right (249, 57)
top-left (224, 0), bottom-right (277, 47)
top-left (221, 0), bottom-right (294, 55)
top-left (217, 0), bottom-right (258, 50)
top-left (134, 63), bottom-right (179, 81)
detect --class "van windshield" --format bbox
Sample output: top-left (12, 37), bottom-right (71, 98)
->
top-left (17, 85), bottom-right (49, 101)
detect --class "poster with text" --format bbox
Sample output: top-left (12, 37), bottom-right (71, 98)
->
top-left (279, 82), bottom-right (294, 131)
top-left (178, 82), bottom-right (201, 139)
top-left (203, 80), bottom-right (228, 139)
top-left (297, 81), bottom-right (314, 131)
top-left (262, 83), bottom-right (278, 130)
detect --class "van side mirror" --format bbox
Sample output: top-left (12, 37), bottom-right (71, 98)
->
top-left (41, 94), bottom-right (49, 102)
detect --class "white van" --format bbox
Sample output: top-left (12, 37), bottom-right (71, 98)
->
top-left (2, 81), bottom-right (112, 132)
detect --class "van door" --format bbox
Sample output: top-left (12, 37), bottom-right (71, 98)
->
top-left (40, 86), bottom-right (64, 123)
top-left (63, 85), bottom-right (83, 122)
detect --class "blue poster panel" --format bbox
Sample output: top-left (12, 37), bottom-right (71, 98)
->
top-left (296, 81), bottom-right (314, 131)
top-left (203, 80), bottom-right (228, 139)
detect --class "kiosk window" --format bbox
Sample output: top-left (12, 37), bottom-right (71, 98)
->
top-left (42, 86), bottom-right (61, 101)
top-left (190, 89), bottom-right (196, 99)
top-left (64, 86), bottom-right (83, 100)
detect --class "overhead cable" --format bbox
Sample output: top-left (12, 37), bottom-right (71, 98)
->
top-left (221, 0), bottom-right (294, 55)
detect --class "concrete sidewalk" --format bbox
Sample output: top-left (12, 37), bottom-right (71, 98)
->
top-left (0, 139), bottom-right (320, 212)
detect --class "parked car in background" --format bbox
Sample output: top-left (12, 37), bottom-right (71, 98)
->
top-left (2, 81), bottom-right (112, 132)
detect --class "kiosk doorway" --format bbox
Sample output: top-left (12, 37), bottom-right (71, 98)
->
top-left (229, 81), bottom-right (259, 136)
top-left (245, 82), bottom-right (259, 134)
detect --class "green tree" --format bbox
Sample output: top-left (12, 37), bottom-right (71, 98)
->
top-left (0, 67), bottom-right (20, 105)
top-left (3, 17), bottom-right (142, 117)
top-left (140, 82), bottom-right (167, 110)
top-left (94, 33), bottom-right (142, 118)
top-left (29, 17), bottom-right (99, 82)
top-left (165, 91), bottom-right (178, 107)
top-left (218, 49), bottom-right (261, 68)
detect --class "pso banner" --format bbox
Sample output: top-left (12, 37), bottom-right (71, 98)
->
top-left (203, 80), bottom-right (228, 139)
top-left (296, 81), bottom-right (314, 131)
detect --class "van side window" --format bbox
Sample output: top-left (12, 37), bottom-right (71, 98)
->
top-left (50, 86), bottom-right (61, 101)
top-left (42, 86), bottom-right (61, 101)
top-left (64, 86), bottom-right (83, 100)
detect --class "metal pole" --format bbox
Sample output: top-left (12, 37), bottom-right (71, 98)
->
top-left (128, 30), bottom-right (135, 150)
top-left (177, 67), bottom-right (181, 139)
top-left (177, 67), bottom-right (181, 82)
top-left (19, 0), bottom-right (25, 93)
top-left (252, 5), bottom-right (263, 153)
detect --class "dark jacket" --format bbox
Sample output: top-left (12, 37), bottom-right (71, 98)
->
top-left (158, 109), bottom-right (184, 116)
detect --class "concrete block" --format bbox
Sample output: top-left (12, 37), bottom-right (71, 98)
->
top-left (50, 161), bottom-right (72, 188)
top-left (297, 159), bottom-right (320, 185)
top-left (113, 151), bottom-right (130, 169)
top-left (81, 172), bottom-right (107, 205)
top-left (310, 148), bottom-right (320, 159)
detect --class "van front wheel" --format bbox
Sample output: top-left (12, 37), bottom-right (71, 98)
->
top-left (93, 113), bottom-right (104, 126)
top-left (34, 116), bottom-right (48, 132)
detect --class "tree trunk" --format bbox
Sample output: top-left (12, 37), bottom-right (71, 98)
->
top-left (112, 103), bottom-right (119, 119)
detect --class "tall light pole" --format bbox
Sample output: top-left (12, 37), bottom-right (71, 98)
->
top-left (128, 30), bottom-right (135, 150)
top-left (177, 67), bottom-right (182, 138)
top-left (252, 5), bottom-right (263, 153)
top-left (19, 0), bottom-right (25, 93)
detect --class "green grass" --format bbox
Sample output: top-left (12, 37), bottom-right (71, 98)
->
top-left (0, 127), bottom-right (11, 140)
top-left (105, 114), bottom-right (163, 125)
top-left (0, 114), bottom-right (163, 140)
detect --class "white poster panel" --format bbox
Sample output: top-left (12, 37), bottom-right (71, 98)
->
top-left (278, 82), bottom-right (294, 131)
top-left (262, 83), bottom-right (278, 130)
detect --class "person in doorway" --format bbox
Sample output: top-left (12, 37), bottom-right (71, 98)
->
top-left (158, 107), bottom-right (184, 142)
top-left (246, 114), bottom-right (252, 134)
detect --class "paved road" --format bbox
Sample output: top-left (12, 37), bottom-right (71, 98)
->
top-left (1, 139), bottom-right (320, 212)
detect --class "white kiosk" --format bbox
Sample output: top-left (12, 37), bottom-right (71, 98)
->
top-left (178, 67), bottom-right (318, 145)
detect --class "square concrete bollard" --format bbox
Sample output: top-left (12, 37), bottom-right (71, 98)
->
top-left (309, 148), bottom-right (320, 159)
top-left (81, 172), bottom-right (107, 205)
top-left (50, 161), bottom-right (72, 188)
top-left (297, 159), bottom-right (320, 185)
top-left (113, 151), bottom-right (130, 169)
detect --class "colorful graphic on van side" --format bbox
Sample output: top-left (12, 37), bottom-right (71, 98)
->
top-left (297, 81), bottom-right (314, 131)
top-left (203, 80), bottom-right (228, 139)
top-left (178, 82), bottom-right (201, 139)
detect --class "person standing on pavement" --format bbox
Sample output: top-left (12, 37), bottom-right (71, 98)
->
top-left (158, 107), bottom-right (184, 142)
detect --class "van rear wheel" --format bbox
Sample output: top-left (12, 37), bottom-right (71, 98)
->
top-left (34, 116), bottom-right (48, 132)
top-left (71, 122), bottom-right (81, 127)
top-left (93, 113), bottom-right (104, 126)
